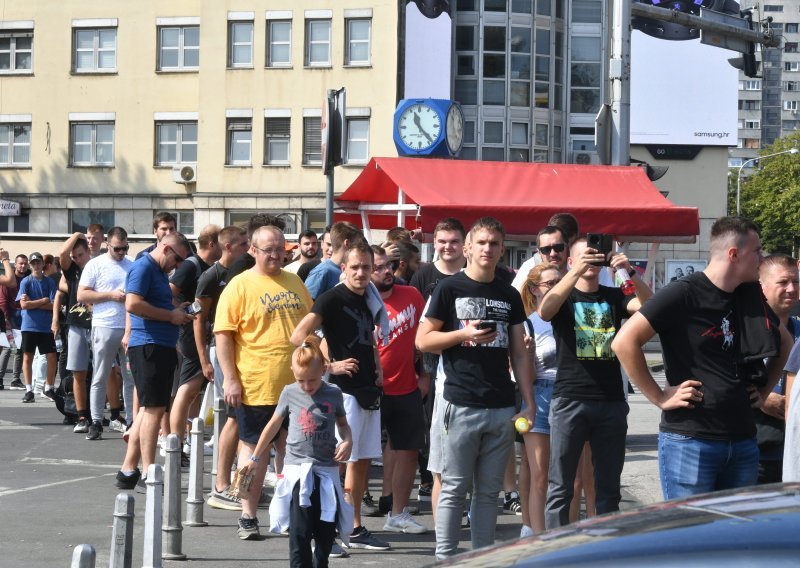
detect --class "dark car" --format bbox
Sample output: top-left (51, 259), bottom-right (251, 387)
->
top-left (437, 483), bottom-right (800, 566)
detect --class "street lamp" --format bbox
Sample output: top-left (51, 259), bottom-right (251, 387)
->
top-left (736, 148), bottom-right (799, 215)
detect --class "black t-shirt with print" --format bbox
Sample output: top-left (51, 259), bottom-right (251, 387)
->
top-left (551, 285), bottom-right (635, 402)
top-left (171, 256), bottom-right (211, 355)
top-left (312, 284), bottom-right (377, 395)
top-left (64, 263), bottom-right (92, 329)
top-left (425, 271), bottom-right (526, 408)
top-left (639, 272), bottom-right (755, 440)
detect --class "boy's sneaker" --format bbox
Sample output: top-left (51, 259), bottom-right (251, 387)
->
top-left (207, 486), bottom-right (242, 511)
top-left (383, 511), bottom-right (428, 534)
top-left (9, 379), bottom-right (24, 390)
top-left (503, 491), bottom-right (522, 515)
top-left (115, 468), bottom-right (141, 490)
top-left (42, 389), bottom-right (57, 402)
top-left (345, 526), bottom-right (390, 550)
top-left (86, 421), bottom-right (103, 440)
top-left (328, 541), bottom-right (349, 558)
top-left (417, 482), bottom-right (432, 502)
top-left (73, 419), bottom-right (90, 434)
top-left (21, 391), bottom-right (34, 403)
top-left (362, 494), bottom-right (381, 517)
top-left (237, 515), bottom-right (260, 540)
top-left (109, 418), bottom-right (126, 433)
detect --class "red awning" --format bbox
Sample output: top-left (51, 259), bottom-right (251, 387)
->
top-left (335, 157), bottom-right (699, 242)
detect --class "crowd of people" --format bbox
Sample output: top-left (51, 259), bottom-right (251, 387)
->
top-left (3, 209), bottom-right (799, 566)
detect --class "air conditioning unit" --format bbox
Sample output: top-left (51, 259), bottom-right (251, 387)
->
top-left (172, 165), bottom-right (197, 183)
top-left (574, 152), bottom-right (600, 165)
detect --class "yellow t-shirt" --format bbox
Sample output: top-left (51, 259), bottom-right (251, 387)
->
top-left (214, 269), bottom-right (312, 406)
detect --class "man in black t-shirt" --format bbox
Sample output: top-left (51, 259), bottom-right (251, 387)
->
top-left (417, 217), bottom-right (534, 560)
top-left (57, 234), bottom-right (93, 431)
top-left (539, 237), bottom-right (650, 529)
top-left (168, 225), bottom-right (221, 460)
top-left (292, 241), bottom-right (390, 551)
top-left (613, 217), bottom-right (792, 500)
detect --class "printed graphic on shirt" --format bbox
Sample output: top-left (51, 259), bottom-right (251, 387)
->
top-left (700, 309), bottom-right (735, 351)
top-left (298, 402), bottom-right (334, 440)
top-left (455, 296), bottom-right (511, 348)
top-left (344, 304), bottom-right (374, 349)
top-left (386, 302), bottom-right (418, 341)
top-left (260, 290), bottom-right (305, 314)
top-left (574, 301), bottom-right (615, 359)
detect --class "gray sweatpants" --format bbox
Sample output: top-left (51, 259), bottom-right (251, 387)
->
top-left (435, 403), bottom-right (515, 559)
top-left (90, 327), bottom-right (133, 424)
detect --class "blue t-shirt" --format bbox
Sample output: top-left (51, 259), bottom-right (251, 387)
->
top-left (304, 259), bottom-right (341, 300)
top-left (126, 254), bottom-right (178, 348)
top-left (16, 275), bottom-right (56, 333)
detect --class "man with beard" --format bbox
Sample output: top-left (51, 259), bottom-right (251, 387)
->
top-left (284, 230), bottom-right (319, 274)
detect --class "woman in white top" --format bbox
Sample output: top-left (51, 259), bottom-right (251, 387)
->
top-left (518, 263), bottom-right (561, 537)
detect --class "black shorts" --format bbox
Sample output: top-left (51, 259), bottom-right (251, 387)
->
top-left (128, 344), bottom-right (178, 409)
top-left (382, 389), bottom-right (425, 451)
top-left (236, 404), bottom-right (289, 445)
top-left (21, 331), bottom-right (57, 355)
top-left (178, 354), bottom-right (204, 387)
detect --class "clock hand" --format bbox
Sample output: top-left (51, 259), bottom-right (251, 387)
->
top-left (413, 112), bottom-right (434, 144)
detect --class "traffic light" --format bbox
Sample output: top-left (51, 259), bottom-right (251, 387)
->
top-left (728, 11), bottom-right (760, 78)
top-left (407, 0), bottom-right (451, 19)
top-left (632, 0), bottom-right (741, 41)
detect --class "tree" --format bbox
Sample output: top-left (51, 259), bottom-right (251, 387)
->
top-left (736, 133), bottom-right (800, 254)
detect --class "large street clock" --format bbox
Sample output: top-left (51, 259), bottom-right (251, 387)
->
top-left (393, 98), bottom-right (463, 157)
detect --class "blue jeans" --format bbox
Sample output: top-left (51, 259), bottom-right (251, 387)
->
top-left (658, 432), bottom-right (759, 500)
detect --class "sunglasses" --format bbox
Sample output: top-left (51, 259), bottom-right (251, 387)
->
top-left (539, 244), bottom-right (565, 255)
top-left (111, 245), bottom-right (129, 253)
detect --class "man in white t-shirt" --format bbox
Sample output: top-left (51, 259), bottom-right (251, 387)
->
top-left (283, 230), bottom-right (319, 274)
top-left (78, 226), bottom-right (135, 441)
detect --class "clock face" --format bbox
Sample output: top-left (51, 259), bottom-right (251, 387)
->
top-left (446, 104), bottom-right (464, 154)
top-left (397, 103), bottom-right (442, 151)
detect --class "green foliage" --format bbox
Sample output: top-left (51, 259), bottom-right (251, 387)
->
top-left (736, 133), bottom-right (800, 254)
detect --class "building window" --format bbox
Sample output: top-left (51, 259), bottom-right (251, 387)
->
top-left (70, 122), bottom-right (114, 166)
top-left (785, 81), bottom-right (800, 91)
top-left (0, 123), bottom-right (31, 166)
top-left (264, 117), bottom-right (290, 165)
top-left (305, 20), bottom-right (331, 66)
top-left (73, 28), bottom-right (116, 72)
top-left (155, 122), bottom-right (197, 165)
top-left (786, 61), bottom-right (800, 72)
top-left (226, 118), bottom-right (252, 166)
top-left (228, 21), bottom-right (253, 68)
top-left (739, 100), bottom-right (761, 110)
top-left (786, 42), bottom-right (799, 53)
top-left (570, 36), bottom-right (602, 114)
top-left (71, 210), bottom-right (115, 233)
top-left (0, 213), bottom-right (29, 233)
top-left (788, 23), bottom-right (799, 33)
top-left (741, 80), bottom-right (761, 90)
top-left (345, 19), bottom-right (371, 65)
top-left (740, 138), bottom-right (760, 149)
top-left (345, 118), bottom-right (369, 163)
top-left (785, 100), bottom-right (800, 111)
top-left (728, 158), bottom-right (743, 167)
top-left (166, 210), bottom-right (195, 234)
top-left (158, 26), bottom-right (199, 71)
top-left (267, 21), bottom-right (292, 67)
top-left (0, 30), bottom-right (33, 73)
top-left (763, 4), bottom-right (784, 11)
top-left (302, 116), bottom-right (321, 165)
top-left (744, 120), bottom-right (760, 129)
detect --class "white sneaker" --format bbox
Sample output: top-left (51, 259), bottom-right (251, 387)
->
top-left (520, 525), bottom-right (534, 539)
top-left (383, 511), bottom-right (427, 534)
top-left (109, 418), bottom-right (126, 433)
top-left (158, 435), bottom-right (167, 457)
top-left (264, 471), bottom-right (279, 488)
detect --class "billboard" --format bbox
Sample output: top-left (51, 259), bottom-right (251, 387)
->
top-left (630, 32), bottom-right (738, 146)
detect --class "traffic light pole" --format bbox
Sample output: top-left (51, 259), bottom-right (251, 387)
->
top-left (608, 1), bottom-right (779, 167)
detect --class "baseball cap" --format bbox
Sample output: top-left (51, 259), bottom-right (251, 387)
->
top-left (29, 252), bottom-right (43, 262)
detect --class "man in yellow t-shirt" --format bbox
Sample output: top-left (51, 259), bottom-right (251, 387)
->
top-left (215, 225), bottom-right (312, 540)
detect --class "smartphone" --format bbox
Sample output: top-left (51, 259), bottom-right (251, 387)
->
top-left (477, 320), bottom-right (497, 332)
top-left (185, 301), bottom-right (202, 315)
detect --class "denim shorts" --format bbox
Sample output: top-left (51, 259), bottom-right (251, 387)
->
top-left (523, 379), bottom-right (555, 435)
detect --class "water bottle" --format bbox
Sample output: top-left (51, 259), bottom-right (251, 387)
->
top-left (617, 268), bottom-right (636, 296)
top-left (55, 337), bottom-right (63, 352)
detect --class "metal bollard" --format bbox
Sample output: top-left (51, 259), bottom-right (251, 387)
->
top-left (211, 396), bottom-right (223, 489)
top-left (162, 433), bottom-right (186, 560)
top-left (143, 464), bottom-right (164, 568)
top-left (185, 417), bottom-right (208, 527)
top-left (71, 544), bottom-right (96, 568)
top-left (109, 493), bottom-right (135, 568)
